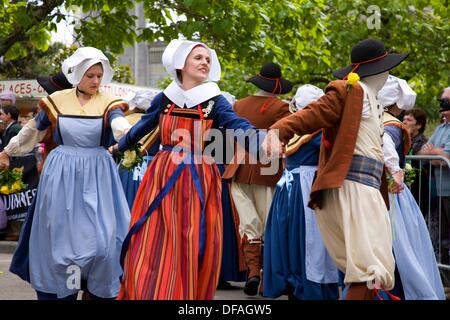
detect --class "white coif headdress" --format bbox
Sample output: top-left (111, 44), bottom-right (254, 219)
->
top-left (62, 47), bottom-right (114, 85)
top-left (378, 75), bottom-right (416, 110)
top-left (124, 89), bottom-right (158, 111)
top-left (162, 39), bottom-right (221, 84)
top-left (289, 84), bottom-right (324, 113)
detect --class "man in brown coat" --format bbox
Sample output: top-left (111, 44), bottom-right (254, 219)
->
top-left (222, 62), bottom-right (293, 296)
top-left (263, 39), bottom-right (409, 300)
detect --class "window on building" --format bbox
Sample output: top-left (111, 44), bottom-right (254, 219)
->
top-left (149, 49), bottom-right (163, 64)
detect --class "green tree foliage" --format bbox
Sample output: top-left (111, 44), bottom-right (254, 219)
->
top-left (66, 0), bottom-right (137, 53)
top-left (141, 0), bottom-right (450, 119)
top-left (0, 0), bottom-right (64, 59)
top-left (1, 0), bottom-right (448, 118)
top-left (0, 42), bottom-right (75, 79)
top-left (0, 0), bottom-right (136, 83)
top-left (0, 0), bottom-right (137, 58)
top-left (140, 0), bottom-right (331, 98)
top-left (0, 42), bottom-right (133, 83)
top-left (323, 0), bottom-right (449, 119)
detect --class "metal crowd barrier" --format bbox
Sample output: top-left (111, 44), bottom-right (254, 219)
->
top-left (406, 155), bottom-right (450, 274)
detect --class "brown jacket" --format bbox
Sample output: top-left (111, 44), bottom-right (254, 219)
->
top-left (270, 80), bottom-right (389, 209)
top-left (222, 95), bottom-right (291, 186)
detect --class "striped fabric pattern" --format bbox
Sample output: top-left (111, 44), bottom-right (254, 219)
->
top-left (118, 111), bottom-right (223, 300)
top-left (345, 154), bottom-right (384, 189)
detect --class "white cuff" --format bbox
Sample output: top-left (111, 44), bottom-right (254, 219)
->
top-left (111, 117), bottom-right (132, 142)
top-left (4, 119), bottom-right (47, 156)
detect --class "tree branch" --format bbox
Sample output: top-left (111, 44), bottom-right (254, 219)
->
top-left (0, 0), bottom-right (65, 57)
top-left (170, 0), bottom-right (207, 21)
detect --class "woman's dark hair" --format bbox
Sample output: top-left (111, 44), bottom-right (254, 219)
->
top-left (405, 108), bottom-right (427, 134)
top-left (176, 69), bottom-right (183, 83)
top-left (93, 62), bottom-right (103, 69)
top-left (2, 105), bottom-right (19, 120)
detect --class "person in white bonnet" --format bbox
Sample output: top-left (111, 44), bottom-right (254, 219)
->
top-left (1, 46), bottom-right (132, 300)
top-left (378, 75), bottom-right (445, 300)
top-left (379, 74), bottom-right (417, 193)
top-left (116, 39), bottom-right (262, 300)
top-left (289, 84), bottom-right (325, 113)
top-left (379, 74), bottom-right (417, 116)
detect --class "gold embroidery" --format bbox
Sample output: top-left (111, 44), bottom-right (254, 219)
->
top-left (202, 100), bottom-right (214, 117)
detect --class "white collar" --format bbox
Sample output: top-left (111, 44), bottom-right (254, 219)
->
top-left (163, 81), bottom-right (222, 108)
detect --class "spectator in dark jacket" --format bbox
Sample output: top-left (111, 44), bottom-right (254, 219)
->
top-left (403, 108), bottom-right (433, 217)
top-left (403, 108), bottom-right (428, 154)
top-left (0, 105), bottom-right (21, 151)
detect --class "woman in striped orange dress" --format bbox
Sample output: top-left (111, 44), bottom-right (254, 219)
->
top-left (115, 39), bottom-right (262, 299)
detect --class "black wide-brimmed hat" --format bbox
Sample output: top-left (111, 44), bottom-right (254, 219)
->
top-left (37, 71), bottom-right (72, 94)
top-left (247, 62), bottom-right (293, 95)
top-left (333, 39), bottom-right (408, 80)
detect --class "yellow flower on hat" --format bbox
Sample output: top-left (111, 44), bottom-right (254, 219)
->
top-left (347, 72), bottom-right (360, 86)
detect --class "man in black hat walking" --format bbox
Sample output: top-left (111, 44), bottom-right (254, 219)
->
top-left (222, 62), bottom-right (293, 296)
top-left (264, 39), bottom-right (409, 299)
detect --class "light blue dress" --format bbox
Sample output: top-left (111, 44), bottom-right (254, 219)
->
top-left (12, 108), bottom-right (130, 299)
top-left (385, 124), bottom-right (445, 300)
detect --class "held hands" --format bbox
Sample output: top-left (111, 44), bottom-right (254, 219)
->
top-left (261, 130), bottom-right (285, 159)
top-left (390, 170), bottom-right (404, 194)
top-left (0, 151), bottom-right (10, 170)
top-left (108, 144), bottom-right (119, 155)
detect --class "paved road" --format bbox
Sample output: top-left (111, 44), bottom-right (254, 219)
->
top-left (2, 242), bottom-right (449, 300)
top-left (0, 252), bottom-right (36, 300)
top-left (0, 249), bottom-right (283, 300)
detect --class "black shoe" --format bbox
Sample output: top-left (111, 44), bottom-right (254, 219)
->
top-left (217, 281), bottom-right (234, 290)
top-left (243, 276), bottom-right (260, 296)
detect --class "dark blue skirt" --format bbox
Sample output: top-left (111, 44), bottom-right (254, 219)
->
top-left (217, 164), bottom-right (246, 282)
top-left (118, 156), bottom-right (153, 210)
top-left (263, 173), bottom-right (339, 300)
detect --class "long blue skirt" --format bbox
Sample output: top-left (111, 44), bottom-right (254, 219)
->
top-left (118, 155), bottom-right (153, 210)
top-left (13, 146), bottom-right (130, 298)
top-left (264, 168), bottom-right (339, 300)
top-left (390, 186), bottom-right (445, 300)
top-left (217, 164), bottom-right (246, 282)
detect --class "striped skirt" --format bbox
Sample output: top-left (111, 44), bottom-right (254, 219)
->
top-left (117, 150), bottom-right (223, 299)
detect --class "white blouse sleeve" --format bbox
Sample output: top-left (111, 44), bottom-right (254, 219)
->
top-left (111, 116), bottom-right (132, 142)
top-left (382, 133), bottom-right (401, 174)
top-left (4, 119), bottom-right (48, 156)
